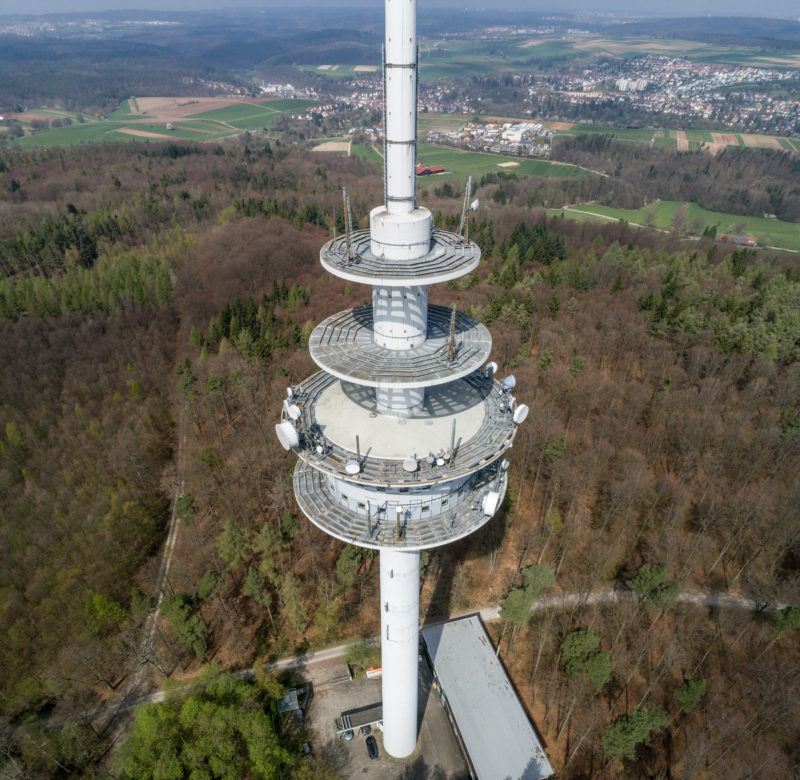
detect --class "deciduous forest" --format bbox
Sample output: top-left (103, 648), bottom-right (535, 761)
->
top-left (0, 137), bottom-right (798, 778)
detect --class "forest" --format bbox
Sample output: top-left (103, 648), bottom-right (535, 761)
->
top-left (550, 135), bottom-right (800, 223)
top-left (0, 136), bottom-right (798, 778)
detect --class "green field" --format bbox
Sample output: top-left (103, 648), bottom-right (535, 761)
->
top-left (685, 130), bottom-right (715, 144)
top-left (262, 98), bottom-right (319, 112)
top-left (349, 141), bottom-right (595, 181)
top-left (418, 114), bottom-right (472, 133)
top-left (15, 121), bottom-right (125, 148)
top-left (417, 144), bottom-right (593, 180)
top-left (11, 98), bottom-right (319, 149)
top-left (349, 142), bottom-right (382, 165)
top-left (555, 201), bottom-right (800, 252)
top-left (190, 102), bottom-right (280, 121)
top-left (555, 125), bottom-right (676, 147)
top-left (107, 100), bottom-right (142, 120)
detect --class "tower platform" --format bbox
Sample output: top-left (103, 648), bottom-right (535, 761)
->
top-left (308, 304), bottom-right (491, 387)
top-left (320, 229), bottom-right (480, 286)
top-left (285, 371), bottom-right (517, 486)
top-left (293, 458), bottom-right (507, 550)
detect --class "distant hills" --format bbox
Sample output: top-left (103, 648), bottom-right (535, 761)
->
top-left (601, 16), bottom-right (800, 48)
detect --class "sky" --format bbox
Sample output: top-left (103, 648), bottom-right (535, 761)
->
top-left (0, 0), bottom-right (797, 16)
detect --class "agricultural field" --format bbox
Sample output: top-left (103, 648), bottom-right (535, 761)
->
top-left (416, 143), bottom-right (592, 180)
top-left (419, 115), bottom-right (796, 155)
top-left (297, 32), bottom-right (800, 81)
top-left (8, 97), bottom-right (319, 149)
top-left (553, 125), bottom-right (677, 148)
top-left (554, 200), bottom-right (800, 252)
top-left (348, 141), bottom-right (596, 181)
top-left (300, 65), bottom-right (378, 78)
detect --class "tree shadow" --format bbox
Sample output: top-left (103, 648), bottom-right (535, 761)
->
top-left (397, 755), bottom-right (450, 780)
top-left (422, 549), bottom-right (456, 625)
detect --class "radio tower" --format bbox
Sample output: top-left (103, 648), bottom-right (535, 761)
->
top-left (275, 0), bottom-right (528, 759)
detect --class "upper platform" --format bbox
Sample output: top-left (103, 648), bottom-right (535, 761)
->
top-left (320, 228), bottom-right (480, 287)
top-left (308, 303), bottom-right (491, 388)
top-left (285, 370), bottom-right (518, 487)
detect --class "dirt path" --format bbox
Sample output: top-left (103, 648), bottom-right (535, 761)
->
top-left (108, 585), bottom-right (779, 714)
top-left (561, 206), bottom-right (670, 233)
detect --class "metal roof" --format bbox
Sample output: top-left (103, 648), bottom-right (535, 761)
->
top-left (421, 616), bottom-right (553, 780)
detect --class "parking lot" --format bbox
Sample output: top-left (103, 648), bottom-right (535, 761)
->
top-left (305, 656), bottom-right (468, 778)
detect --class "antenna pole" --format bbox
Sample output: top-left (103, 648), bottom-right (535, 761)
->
top-left (448, 302), bottom-right (457, 361)
top-left (341, 187), bottom-right (349, 260)
top-left (457, 175), bottom-right (472, 239)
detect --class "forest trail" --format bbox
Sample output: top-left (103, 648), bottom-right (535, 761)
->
top-left (107, 584), bottom-right (777, 714)
top-left (136, 403), bottom-right (187, 685)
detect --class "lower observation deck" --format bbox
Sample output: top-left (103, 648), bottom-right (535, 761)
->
top-left (286, 371), bottom-right (517, 486)
top-left (320, 228), bottom-right (480, 286)
top-left (294, 459), bottom-right (507, 550)
top-left (308, 304), bottom-right (491, 388)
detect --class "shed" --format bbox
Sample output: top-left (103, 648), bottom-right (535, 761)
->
top-left (421, 615), bottom-right (553, 780)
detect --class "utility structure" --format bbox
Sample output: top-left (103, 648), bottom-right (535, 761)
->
top-left (275, 0), bottom-right (528, 759)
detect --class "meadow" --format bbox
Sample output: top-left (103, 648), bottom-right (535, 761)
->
top-left (10, 98), bottom-right (319, 149)
top-left (554, 200), bottom-right (800, 252)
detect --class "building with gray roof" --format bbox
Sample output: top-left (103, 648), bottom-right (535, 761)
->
top-left (421, 615), bottom-right (553, 780)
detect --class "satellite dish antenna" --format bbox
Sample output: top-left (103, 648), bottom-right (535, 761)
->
top-left (470, 198), bottom-right (480, 211)
top-left (436, 457), bottom-right (445, 466)
top-left (345, 460), bottom-right (361, 475)
top-left (402, 456), bottom-right (418, 473)
top-left (508, 396), bottom-right (517, 411)
top-left (287, 404), bottom-right (301, 421)
top-left (282, 399), bottom-right (291, 416)
top-left (286, 387), bottom-right (294, 399)
top-left (500, 458), bottom-right (510, 471)
top-left (512, 404), bottom-right (529, 424)
top-left (275, 421), bottom-right (299, 451)
top-left (485, 361), bottom-right (498, 377)
top-left (501, 375), bottom-right (516, 391)
top-left (482, 490), bottom-right (500, 516)
top-left (316, 444), bottom-right (324, 455)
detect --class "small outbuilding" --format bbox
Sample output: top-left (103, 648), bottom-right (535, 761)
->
top-left (421, 615), bottom-right (553, 780)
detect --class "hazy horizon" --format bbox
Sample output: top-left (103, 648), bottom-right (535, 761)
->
top-left (0, 0), bottom-right (798, 19)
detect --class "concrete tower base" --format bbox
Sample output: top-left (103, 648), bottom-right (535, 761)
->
top-left (379, 548), bottom-right (421, 758)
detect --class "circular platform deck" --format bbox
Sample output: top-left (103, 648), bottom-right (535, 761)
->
top-left (308, 304), bottom-right (491, 388)
top-left (286, 371), bottom-right (517, 487)
top-left (294, 459), bottom-right (507, 550)
top-left (320, 228), bottom-right (480, 286)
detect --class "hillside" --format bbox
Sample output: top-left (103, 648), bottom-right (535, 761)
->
top-left (0, 138), bottom-right (798, 777)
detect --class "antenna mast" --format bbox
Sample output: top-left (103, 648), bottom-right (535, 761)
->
top-left (457, 175), bottom-right (472, 239)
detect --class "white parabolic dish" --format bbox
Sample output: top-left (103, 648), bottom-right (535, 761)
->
top-left (275, 421), bottom-right (299, 451)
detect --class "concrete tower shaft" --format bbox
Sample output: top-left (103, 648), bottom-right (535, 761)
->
top-left (278, 0), bottom-right (527, 764)
top-left (379, 548), bottom-right (421, 757)
top-left (384, 0), bottom-right (418, 214)
top-left (370, 0), bottom-right (432, 267)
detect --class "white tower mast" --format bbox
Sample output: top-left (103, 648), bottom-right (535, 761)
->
top-left (276, 0), bottom-right (528, 759)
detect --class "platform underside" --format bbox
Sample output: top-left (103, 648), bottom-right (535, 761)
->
top-left (294, 459), bottom-right (507, 550)
top-left (308, 304), bottom-right (491, 388)
top-left (320, 228), bottom-right (480, 286)
top-left (287, 371), bottom-right (517, 486)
